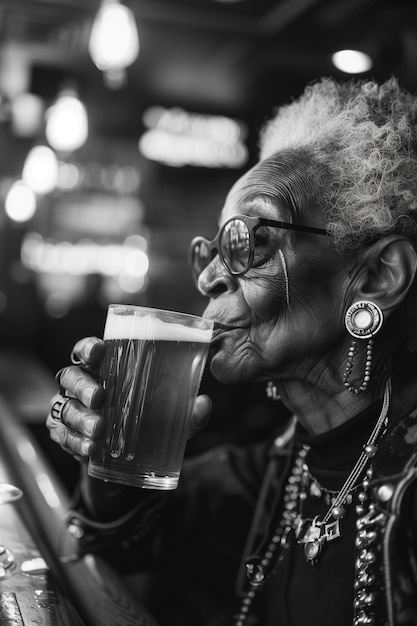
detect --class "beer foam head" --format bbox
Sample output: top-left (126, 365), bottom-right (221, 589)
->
top-left (104, 309), bottom-right (213, 343)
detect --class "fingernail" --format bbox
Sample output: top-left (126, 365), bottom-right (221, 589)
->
top-left (80, 439), bottom-right (91, 456)
top-left (84, 418), bottom-right (97, 437)
top-left (90, 386), bottom-right (105, 410)
top-left (83, 385), bottom-right (96, 406)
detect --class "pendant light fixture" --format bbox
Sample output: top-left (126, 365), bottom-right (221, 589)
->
top-left (331, 49), bottom-right (373, 74)
top-left (88, 0), bottom-right (139, 88)
top-left (22, 145), bottom-right (59, 195)
top-left (45, 86), bottom-right (88, 153)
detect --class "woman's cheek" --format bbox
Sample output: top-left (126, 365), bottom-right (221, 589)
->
top-left (240, 274), bottom-right (287, 317)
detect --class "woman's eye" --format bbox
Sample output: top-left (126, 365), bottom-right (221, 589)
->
top-left (251, 230), bottom-right (272, 267)
top-left (254, 228), bottom-right (269, 247)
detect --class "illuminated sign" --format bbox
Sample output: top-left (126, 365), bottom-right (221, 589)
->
top-left (139, 106), bottom-right (248, 169)
top-left (21, 232), bottom-right (149, 279)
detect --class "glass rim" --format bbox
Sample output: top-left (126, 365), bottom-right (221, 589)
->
top-left (107, 304), bottom-right (214, 326)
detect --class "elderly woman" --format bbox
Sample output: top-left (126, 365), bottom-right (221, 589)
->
top-left (47, 76), bottom-right (417, 626)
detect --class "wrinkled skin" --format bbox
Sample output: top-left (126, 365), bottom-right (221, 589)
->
top-left (46, 154), bottom-right (376, 456)
top-left (200, 160), bottom-right (355, 390)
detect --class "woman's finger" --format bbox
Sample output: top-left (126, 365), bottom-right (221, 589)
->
top-left (70, 337), bottom-right (105, 372)
top-left (56, 366), bottom-right (105, 410)
top-left (47, 393), bottom-right (103, 458)
top-left (48, 416), bottom-right (94, 458)
top-left (189, 394), bottom-right (212, 437)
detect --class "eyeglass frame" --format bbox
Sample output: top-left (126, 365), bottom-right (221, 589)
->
top-left (189, 213), bottom-right (331, 282)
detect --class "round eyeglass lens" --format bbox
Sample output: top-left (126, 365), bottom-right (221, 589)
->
top-left (220, 219), bottom-right (250, 273)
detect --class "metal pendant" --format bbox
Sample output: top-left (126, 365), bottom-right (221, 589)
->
top-left (324, 519), bottom-right (341, 542)
top-left (300, 517), bottom-right (341, 563)
top-left (304, 539), bottom-right (322, 563)
top-left (296, 516), bottom-right (321, 544)
top-left (297, 516), bottom-right (323, 564)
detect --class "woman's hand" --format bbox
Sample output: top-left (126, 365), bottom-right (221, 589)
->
top-left (46, 336), bottom-right (212, 459)
top-left (46, 337), bottom-right (106, 460)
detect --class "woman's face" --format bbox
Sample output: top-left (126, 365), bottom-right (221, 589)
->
top-left (198, 158), bottom-right (355, 385)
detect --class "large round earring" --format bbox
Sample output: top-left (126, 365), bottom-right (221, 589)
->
top-left (343, 301), bottom-right (383, 394)
top-left (345, 300), bottom-right (383, 339)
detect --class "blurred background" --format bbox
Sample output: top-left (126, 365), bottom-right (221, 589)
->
top-left (0, 0), bottom-right (415, 489)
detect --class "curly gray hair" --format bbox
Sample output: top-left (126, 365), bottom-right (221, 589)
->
top-left (259, 77), bottom-right (417, 250)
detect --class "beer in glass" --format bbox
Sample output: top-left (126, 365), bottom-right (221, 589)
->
top-left (88, 305), bottom-right (213, 489)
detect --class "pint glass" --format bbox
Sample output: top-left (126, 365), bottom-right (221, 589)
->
top-left (88, 305), bottom-right (213, 490)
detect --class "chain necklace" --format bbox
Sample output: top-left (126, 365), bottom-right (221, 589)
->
top-left (295, 459), bottom-right (362, 553)
top-left (302, 465), bottom-right (362, 505)
top-left (234, 378), bottom-right (391, 626)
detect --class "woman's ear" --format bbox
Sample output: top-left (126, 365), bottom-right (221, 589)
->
top-left (358, 236), bottom-right (417, 311)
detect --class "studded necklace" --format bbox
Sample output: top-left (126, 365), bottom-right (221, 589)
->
top-left (234, 378), bottom-right (391, 626)
top-left (302, 464), bottom-right (362, 504)
top-left (296, 379), bottom-right (390, 563)
top-left (294, 455), bottom-right (363, 560)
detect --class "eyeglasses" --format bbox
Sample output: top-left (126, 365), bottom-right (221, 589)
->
top-left (189, 214), bottom-right (330, 282)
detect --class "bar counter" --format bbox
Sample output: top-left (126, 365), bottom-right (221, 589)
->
top-left (0, 394), bottom-right (159, 626)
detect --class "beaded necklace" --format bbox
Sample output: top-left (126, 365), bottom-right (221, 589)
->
top-left (234, 379), bottom-right (391, 626)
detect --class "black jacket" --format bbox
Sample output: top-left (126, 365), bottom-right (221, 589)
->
top-left (74, 376), bottom-right (417, 626)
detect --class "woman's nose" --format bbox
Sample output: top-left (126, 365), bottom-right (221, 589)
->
top-left (197, 256), bottom-right (238, 298)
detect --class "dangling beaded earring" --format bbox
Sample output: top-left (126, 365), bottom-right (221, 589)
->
top-left (343, 300), bottom-right (383, 394)
top-left (266, 381), bottom-right (280, 400)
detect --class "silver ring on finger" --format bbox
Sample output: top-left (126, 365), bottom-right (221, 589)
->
top-left (70, 350), bottom-right (95, 372)
top-left (51, 396), bottom-right (71, 422)
top-left (70, 350), bottom-right (83, 366)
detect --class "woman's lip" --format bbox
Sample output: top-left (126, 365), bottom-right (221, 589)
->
top-left (214, 321), bottom-right (235, 330)
top-left (211, 321), bottom-right (247, 340)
